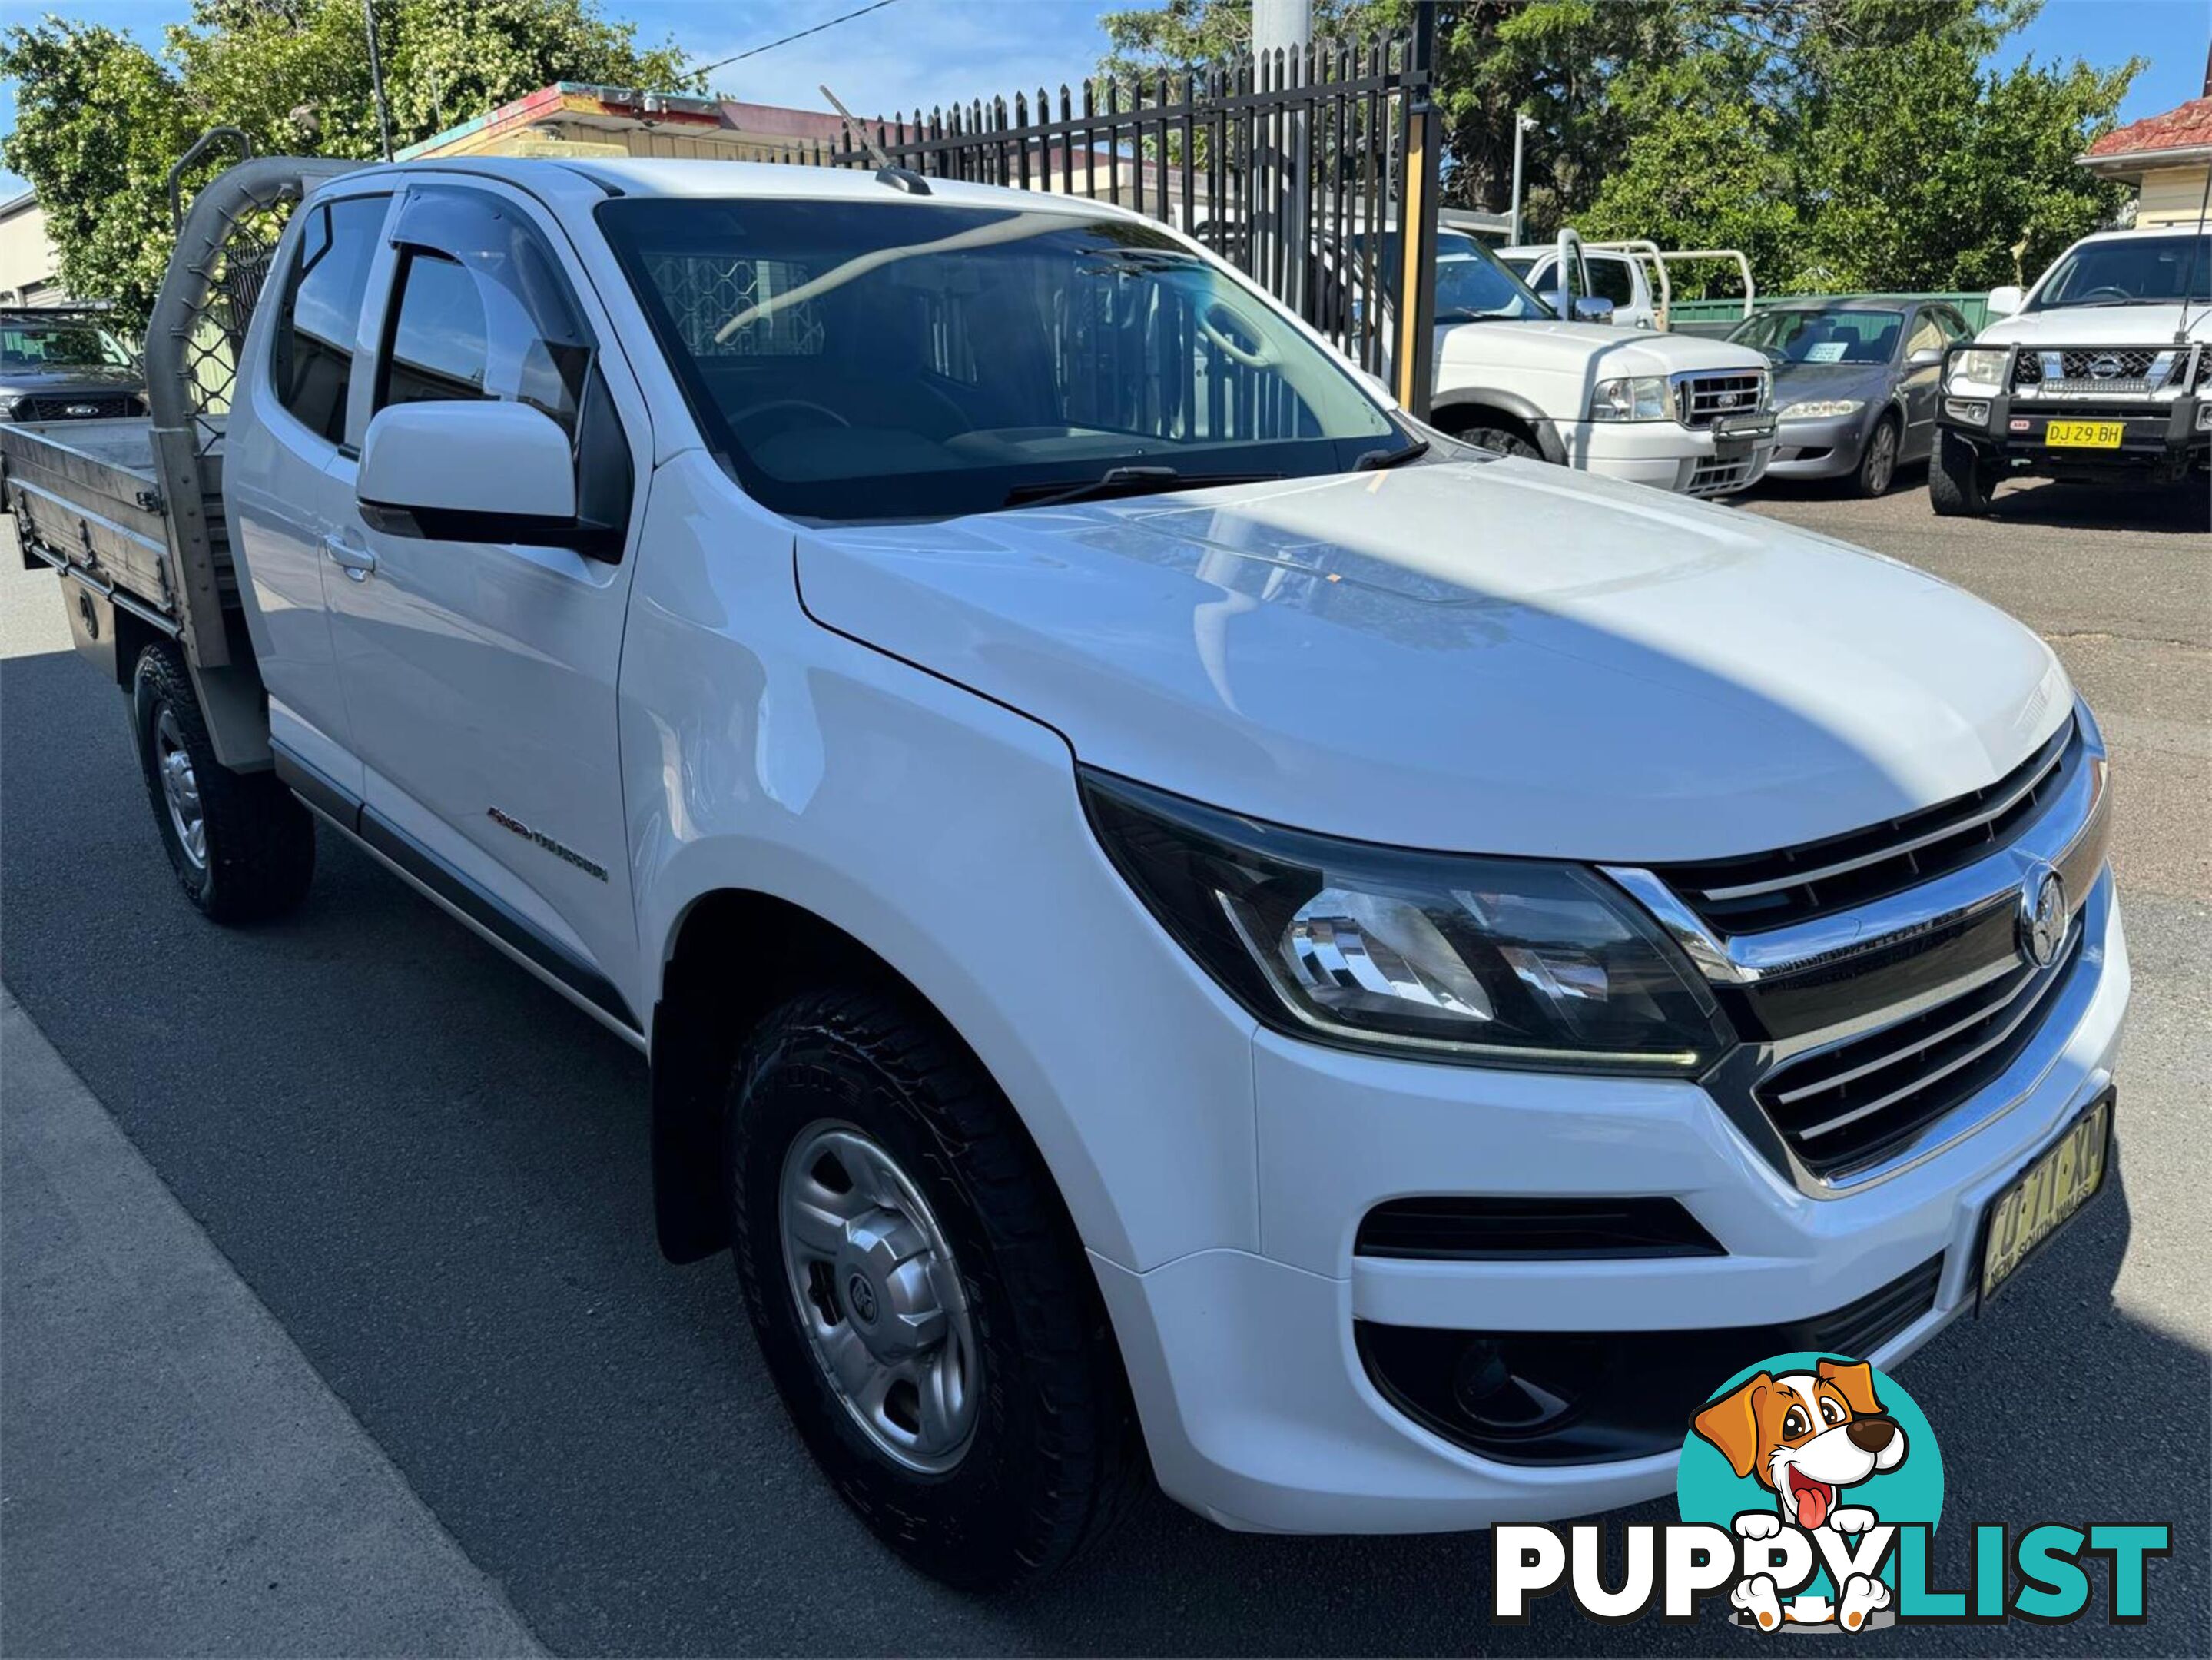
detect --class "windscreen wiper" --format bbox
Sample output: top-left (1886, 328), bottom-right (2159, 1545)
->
top-left (1355, 437), bottom-right (1430, 470)
top-left (1000, 466), bottom-right (1277, 511)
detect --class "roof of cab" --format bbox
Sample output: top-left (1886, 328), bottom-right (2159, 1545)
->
top-left (352, 154), bottom-right (1142, 221)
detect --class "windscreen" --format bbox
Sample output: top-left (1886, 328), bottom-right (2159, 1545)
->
top-left (1433, 237), bottom-right (1552, 324)
top-left (598, 197), bottom-right (1399, 520)
top-left (1730, 309), bottom-right (1904, 364)
top-left (2030, 234), bottom-right (2211, 310)
top-left (1, 321), bottom-right (135, 371)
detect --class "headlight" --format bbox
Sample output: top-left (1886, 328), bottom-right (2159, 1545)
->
top-left (1589, 376), bottom-right (1671, 421)
top-left (1081, 771), bottom-right (1733, 1074)
top-left (1779, 398), bottom-right (1864, 421)
top-left (1948, 348), bottom-right (2008, 392)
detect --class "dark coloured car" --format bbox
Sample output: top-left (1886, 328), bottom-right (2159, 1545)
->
top-left (1730, 298), bottom-right (1977, 496)
top-left (0, 310), bottom-right (147, 423)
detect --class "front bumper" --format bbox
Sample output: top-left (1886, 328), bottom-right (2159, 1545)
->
top-left (1937, 348), bottom-right (2208, 481)
top-left (1547, 417), bottom-right (1777, 496)
top-left (1098, 872), bottom-right (2128, 1535)
top-left (1766, 410), bottom-right (1874, 479)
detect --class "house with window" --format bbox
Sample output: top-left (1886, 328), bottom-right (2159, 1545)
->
top-left (2079, 95), bottom-right (2212, 231)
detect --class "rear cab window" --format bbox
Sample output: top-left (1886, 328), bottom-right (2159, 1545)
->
top-left (270, 193), bottom-right (392, 447)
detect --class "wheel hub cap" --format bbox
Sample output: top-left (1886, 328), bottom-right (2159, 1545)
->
top-left (779, 1124), bottom-right (980, 1472)
top-left (154, 707), bottom-right (207, 872)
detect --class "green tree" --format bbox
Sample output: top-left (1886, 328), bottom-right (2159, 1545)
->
top-left (1098, 0), bottom-right (2137, 294)
top-left (0, 0), bottom-right (696, 323)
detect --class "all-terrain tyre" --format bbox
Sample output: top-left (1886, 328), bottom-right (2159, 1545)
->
top-left (1929, 428), bottom-right (1997, 516)
top-left (728, 988), bottom-right (1142, 1590)
top-left (131, 642), bottom-right (315, 923)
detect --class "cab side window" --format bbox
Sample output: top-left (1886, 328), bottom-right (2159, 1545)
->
top-left (371, 187), bottom-right (631, 556)
top-left (1589, 256), bottom-right (1638, 307)
top-left (270, 194), bottom-right (390, 446)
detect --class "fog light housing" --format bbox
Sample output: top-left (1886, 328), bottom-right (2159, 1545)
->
top-left (1945, 398), bottom-right (1991, 424)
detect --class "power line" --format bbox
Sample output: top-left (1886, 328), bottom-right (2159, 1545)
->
top-left (689, 0), bottom-right (906, 80)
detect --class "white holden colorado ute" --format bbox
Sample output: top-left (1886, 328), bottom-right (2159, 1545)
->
top-left (1934, 227), bottom-right (2210, 513)
top-left (3, 156), bottom-right (2128, 1588)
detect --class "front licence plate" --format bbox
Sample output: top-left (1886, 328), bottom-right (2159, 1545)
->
top-left (2045, 420), bottom-right (2124, 449)
top-left (1979, 1091), bottom-right (2112, 1306)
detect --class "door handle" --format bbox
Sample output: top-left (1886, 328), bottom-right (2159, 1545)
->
top-left (323, 535), bottom-right (377, 582)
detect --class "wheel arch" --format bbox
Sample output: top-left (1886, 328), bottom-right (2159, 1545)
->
top-left (652, 885), bottom-right (1079, 1270)
top-left (1427, 388), bottom-right (1568, 463)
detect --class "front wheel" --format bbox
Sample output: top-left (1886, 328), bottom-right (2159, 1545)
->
top-left (1849, 413), bottom-right (1901, 498)
top-left (131, 642), bottom-right (315, 923)
top-left (1461, 424), bottom-right (1546, 461)
top-left (1929, 428), bottom-right (1997, 516)
top-left (728, 989), bottom-right (1141, 1589)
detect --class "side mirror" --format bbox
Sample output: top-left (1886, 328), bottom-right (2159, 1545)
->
top-left (357, 400), bottom-right (582, 546)
top-left (1572, 296), bottom-right (1617, 325)
top-left (1906, 344), bottom-right (1943, 368)
top-left (1986, 284), bottom-right (2025, 319)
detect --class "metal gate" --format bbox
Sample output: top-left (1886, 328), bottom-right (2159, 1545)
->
top-left (769, 20), bottom-right (1440, 413)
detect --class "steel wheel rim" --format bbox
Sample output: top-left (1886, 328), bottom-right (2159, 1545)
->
top-left (778, 1122), bottom-right (981, 1473)
top-left (1867, 424), bottom-right (1896, 493)
top-left (154, 706), bottom-right (207, 872)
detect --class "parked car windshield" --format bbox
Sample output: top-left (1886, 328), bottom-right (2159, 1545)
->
top-left (2030, 233), bottom-right (2212, 310)
top-left (598, 198), bottom-right (1401, 522)
top-left (1729, 308), bottom-right (1904, 365)
top-left (1432, 232), bottom-right (1554, 322)
top-left (1, 320), bottom-right (136, 372)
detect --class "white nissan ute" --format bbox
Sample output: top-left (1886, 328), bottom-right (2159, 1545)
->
top-left (1933, 227), bottom-right (2210, 513)
top-left (3, 156), bottom-right (2128, 1589)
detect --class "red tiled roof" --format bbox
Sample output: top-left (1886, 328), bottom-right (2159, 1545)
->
top-left (2085, 96), bottom-right (2212, 160)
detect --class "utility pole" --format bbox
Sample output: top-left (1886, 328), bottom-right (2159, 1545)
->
top-left (1507, 111), bottom-right (1536, 246)
top-left (363, 0), bottom-right (394, 161)
top-left (1252, 0), bottom-right (1312, 311)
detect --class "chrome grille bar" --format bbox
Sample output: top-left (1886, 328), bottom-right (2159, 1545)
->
top-left (1696, 732), bottom-right (2071, 903)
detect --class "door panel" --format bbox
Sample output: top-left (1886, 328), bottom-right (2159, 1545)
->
top-left (1899, 309), bottom-right (1948, 459)
top-left (229, 190), bottom-right (392, 788)
top-left (321, 182), bottom-right (649, 1021)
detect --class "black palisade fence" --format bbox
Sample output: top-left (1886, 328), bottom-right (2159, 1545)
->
top-left (759, 27), bottom-right (1440, 412)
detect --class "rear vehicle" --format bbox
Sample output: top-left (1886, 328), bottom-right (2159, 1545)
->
top-left (1732, 297), bottom-right (1977, 496)
top-left (1427, 231), bottom-right (1779, 495)
top-left (0, 307), bottom-right (146, 423)
top-left (5, 154), bottom-right (2129, 1589)
top-left (1498, 242), bottom-right (1658, 328)
top-left (1933, 228), bottom-right (2210, 515)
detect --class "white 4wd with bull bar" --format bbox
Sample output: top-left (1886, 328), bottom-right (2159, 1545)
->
top-left (1933, 227), bottom-right (2210, 515)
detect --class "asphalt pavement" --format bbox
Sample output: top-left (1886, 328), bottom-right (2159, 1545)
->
top-left (2, 472), bottom-right (2207, 1656)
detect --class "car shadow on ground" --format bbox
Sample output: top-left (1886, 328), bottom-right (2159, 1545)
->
top-left (1978, 478), bottom-right (2209, 535)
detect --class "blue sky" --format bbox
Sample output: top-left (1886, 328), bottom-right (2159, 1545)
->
top-left (2, 0), bottom-right (2204, 198)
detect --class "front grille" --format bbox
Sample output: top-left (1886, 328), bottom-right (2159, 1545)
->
top-left (1653, 717), bottom-right (2078, 934)
top-left (10, 392), bottom-right (144, 421)
top-left (2011, 347), bottom-right (2185, 398)
top-left (1355, 1256), bottom-right (1942, 1466)
top-left (1755, 921), bottom-right (2085, 1179)
top-left (1355, 1196), bottom-right (1723, 1261)
top-left (1676, 370), bottom-right (1767, 428)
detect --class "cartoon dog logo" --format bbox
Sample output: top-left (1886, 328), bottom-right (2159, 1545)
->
top-left (1692, 1357), bottom-right (1909, 1631)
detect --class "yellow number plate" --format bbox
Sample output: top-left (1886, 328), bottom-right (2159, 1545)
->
top-left (2045, 420), bottom-right (2124, 449)
top-left (1980, 1092), bottom-right (2111, 1305)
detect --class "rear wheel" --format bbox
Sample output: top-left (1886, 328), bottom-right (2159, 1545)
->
top-left (727, 988), bottom-right (1141, 1589)
top-left (131, 642), bottom-right (315, 923)
top-left (1849, 413), bottom-right (1900, 498)
top-left (1929, 428), bottom-right (1997, 516)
